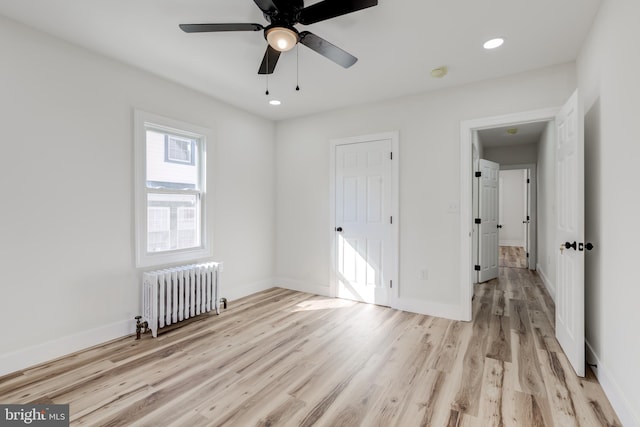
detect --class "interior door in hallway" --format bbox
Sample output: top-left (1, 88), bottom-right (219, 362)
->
top-left (555, 89), bottom-right (585, 377)
top-left (478, 159), bottom-right (500, 282)
top-left (335, 139), bottom-right (392, 306)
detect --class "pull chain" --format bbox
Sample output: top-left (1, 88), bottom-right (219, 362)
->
top-left (265, 50), bottom-right (270, 95)
top-left (296, 44), bottom-right (300, 91)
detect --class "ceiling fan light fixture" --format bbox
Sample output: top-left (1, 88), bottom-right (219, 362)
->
top-left (266, 26), bottom-right (298, 52)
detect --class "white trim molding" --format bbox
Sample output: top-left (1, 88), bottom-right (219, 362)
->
top-left (0, 319), bottom-right (134, 377)
top-left (223, 278), bottom-right (275, 302)
top-left (276, 277), bottom-right (331, 298)
top-left (536, 263), bottom-right (556, 301)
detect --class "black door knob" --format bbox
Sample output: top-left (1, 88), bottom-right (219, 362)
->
top-left (585, 243), bottom-right (594, 251)
top-left (335, 227), bottom-right (343, 232)
top-left (497, 225), bottom-right (503, 229)
top-left (564, 241), bottom-right (577, 250)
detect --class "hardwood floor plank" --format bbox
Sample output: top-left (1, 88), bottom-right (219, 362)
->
top-left (538, 349), bottom-right (578, 426)
top-left (477, 357), bottom-right (505, 426)
top-left (509, 299), bottom-right (546, 396)
top-left (486, 314), bottom-right (512, 362)
top-left (452, 300), bottom-right (492, 416)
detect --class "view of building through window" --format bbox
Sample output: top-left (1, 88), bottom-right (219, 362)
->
top-left (145, 129), bottom-right (201, 252)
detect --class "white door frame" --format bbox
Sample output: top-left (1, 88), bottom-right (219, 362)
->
top-left (500, 163), bottom-right (537, 270)
top-left (460, 108), bottom-right (558, 321)
top-left (329, 131), bottom-right (400, 306)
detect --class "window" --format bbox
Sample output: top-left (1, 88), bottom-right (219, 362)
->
top-left (134, 110), bottom-right (212, 267)
top-left (165, 135), bottom-right (195, 165)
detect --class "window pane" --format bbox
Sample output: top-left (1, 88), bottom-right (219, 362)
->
top-left (168, 137), bottom-right (192, 163)
top-left (146, 130), bottom-right (199, 189)
top-left (147, 193), bottom-right (200, 252)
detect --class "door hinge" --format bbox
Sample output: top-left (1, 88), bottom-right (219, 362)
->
top-left (475, 171), bottom-right (482, 178)
top-left (526, 252), bottom-right (530, 258)
top-left (527, 178), bottom-right (530, 183)
top-left (390, 280), bottom-right (393, 288)
top-left (390, 216), bottom-right (393, 224)
top-left (390, 152), bottom-right (393, 160)
top-left (474, 265), bottom-right (481, 271)
top-left (474, 218), bottom-right (482, 224)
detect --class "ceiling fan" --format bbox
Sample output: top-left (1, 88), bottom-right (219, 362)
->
top-left (179, 0), bottom-right (378, 75)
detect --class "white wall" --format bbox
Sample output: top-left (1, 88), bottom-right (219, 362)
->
top-left (577, 1), bottom-right (640, 425)
top-left (498, 170), bottom-right (526, 247)
top-left (536, 122), bottom-right (556, 297)
top-left (276, 63), bottom-right (576, 318)
top-left (0, 16), bottom-right (276, 374)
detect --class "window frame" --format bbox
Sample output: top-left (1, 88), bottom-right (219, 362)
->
top-left (134, 109), bottom-right (212, 268)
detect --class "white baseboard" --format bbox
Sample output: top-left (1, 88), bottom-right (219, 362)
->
top-left (275, 277), bottom-right (331, 297)
top-left (536, 263), bottom-right (556, 302)
top-left (499, 240), bottom-right (525, 247)
top-left (0, 319), bottom-right (134, 377)
top-left (223, 278), bottom-right (275, 302)
top-left (275, 278), bottom-right (463, 321)
top-left (586, 340), bottom-right (640, 427)
top-left (393, 297), bottom-right (463, 321)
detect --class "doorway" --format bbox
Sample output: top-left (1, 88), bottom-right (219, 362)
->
top-left (460, 91), bottom-right (586, 377)
top-left (459, 107), bottom-right (558, 320)
top-left (498, 164), bottom-right (537, 271)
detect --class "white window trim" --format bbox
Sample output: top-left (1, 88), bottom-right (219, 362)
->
top-left (134, 109), bottom-right (212, 268)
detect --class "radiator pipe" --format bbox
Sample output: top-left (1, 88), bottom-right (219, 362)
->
top-left (135, 316), bottom-right (149, 340)
top-left (220, 298), bottom-right (228, 310)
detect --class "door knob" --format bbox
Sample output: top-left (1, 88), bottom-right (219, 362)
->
top-left (497, 225), bottom-right (503, 229)
top-left (564, 241), bottom-right (577, 250)
top-left (585, 243), bottom-right (594, 251)
top-left (335, 227), bottom-right (343, 232)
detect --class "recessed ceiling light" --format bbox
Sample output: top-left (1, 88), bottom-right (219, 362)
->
top-left (483, 38), bottom-right (504, 50)
top-left (269, 100), bottom-right (281, 106)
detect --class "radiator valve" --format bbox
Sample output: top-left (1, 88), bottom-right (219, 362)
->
top-left (135, 316), bottom-right (149, 340)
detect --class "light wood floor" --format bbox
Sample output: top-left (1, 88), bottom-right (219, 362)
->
top-left (500, 246), bottom-right (528, 269)
top-left (0, 271), bottom-right (620, 426)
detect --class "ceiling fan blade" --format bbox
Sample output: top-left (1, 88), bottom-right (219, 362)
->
top-left (258, 45), bottom-right (281, 74)
top-left (298, 0), bottom-right (377, 25)
top-left (253, 0), bottom-right (279, 14)
top-left (179, 23), bottom-right (263, 33)
top-left (299, 31), bottom-right (357, 68)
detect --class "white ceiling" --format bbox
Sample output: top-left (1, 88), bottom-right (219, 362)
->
top-left (0, 0), bottom-right (601, 121)
top-left (478, 121), bottom-right (548, 148)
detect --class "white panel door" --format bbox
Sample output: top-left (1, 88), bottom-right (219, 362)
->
top-left (478, 159), bottom-right (499, 282)
top-left (555, 90), bottom-right (585, 377)
top-left (336, 139), bottom-right (391, 306)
